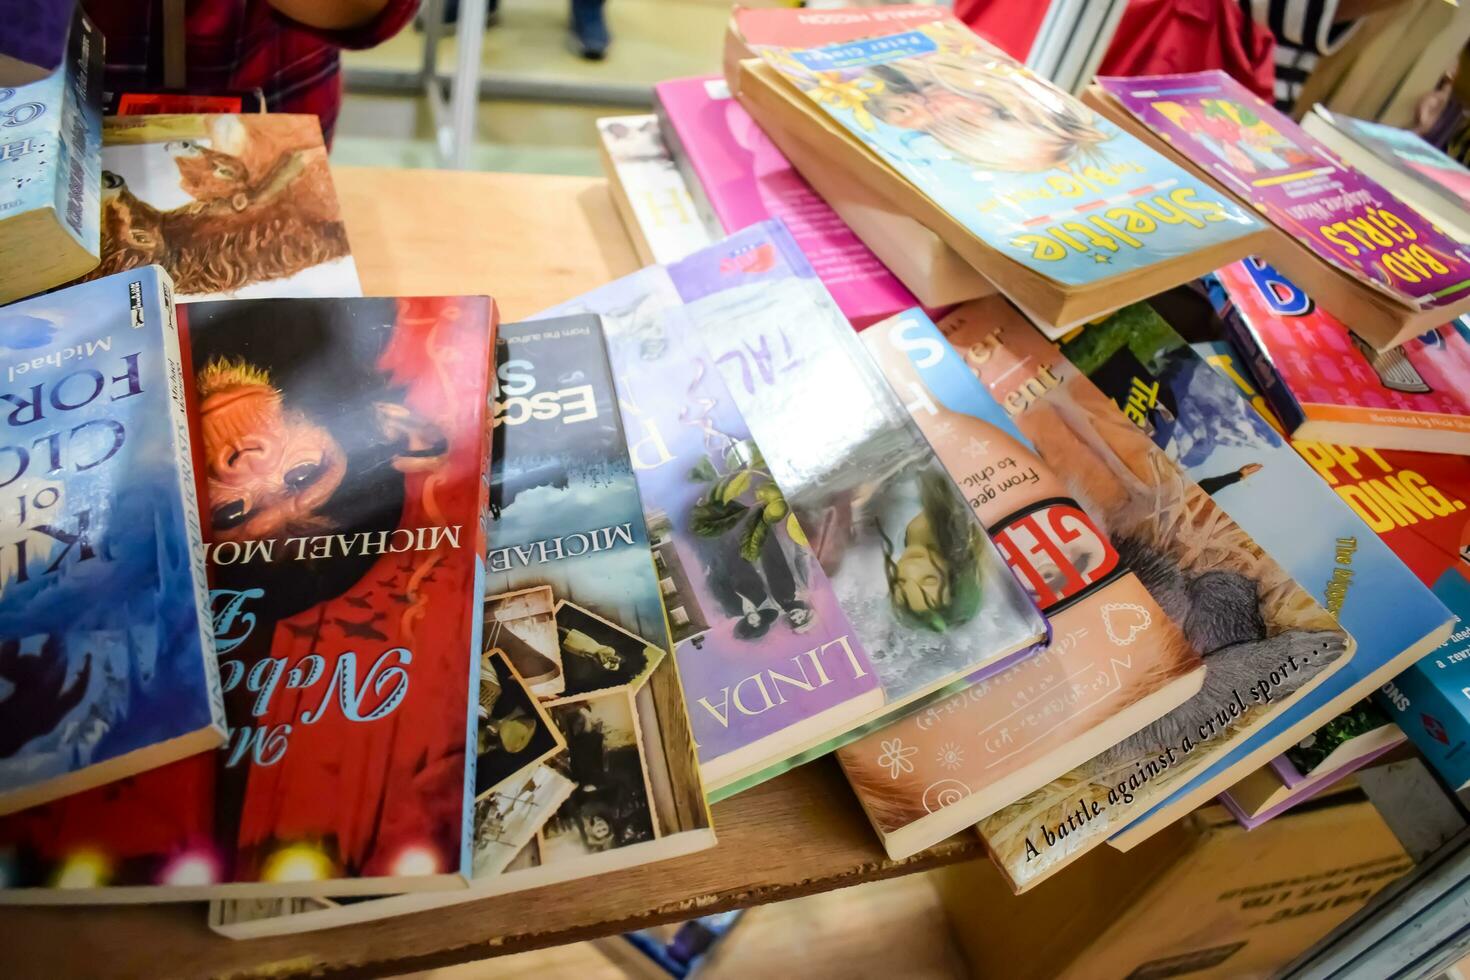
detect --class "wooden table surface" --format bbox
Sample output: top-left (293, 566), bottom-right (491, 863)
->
top-left (0, 168), bottom-right (984, 980)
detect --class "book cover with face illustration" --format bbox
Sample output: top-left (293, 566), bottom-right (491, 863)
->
top-left (943, 300), bottom-right (1352, 893)
top-left (1097, 72), bottom-right (1470, 310)
top-left (89, 114), bottom-right (361, 303)
top-left (667, 221), bottom-right (1048, 722)
top-left (0, 295), bottom-right (496, 902)
top-left (1059, 293), bottom-right (1449, 844)
top-left (836, 309), bottom-right (1204, 859)
top-left (756, 18), bottom-right (1260, 287)
top-left (535, 267), bottom-right (884, 798)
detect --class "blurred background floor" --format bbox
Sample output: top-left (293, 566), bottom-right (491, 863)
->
top-left (332, 0), bottom-right (728, 173)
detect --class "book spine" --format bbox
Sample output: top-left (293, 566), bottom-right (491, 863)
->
top-left (652, 94), bottom-right (727, 238)
top-left (54, 8), bottom-right (101, 254)
top-left (1213, 286), bottom-right (1311, 436)
top-left (156, 269), bottom-right (226, 732)
top-left (1378, 668), bottom-right (1470, 791)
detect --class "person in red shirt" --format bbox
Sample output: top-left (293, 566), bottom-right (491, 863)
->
top-left (82, 0), bottom-right (420, 145)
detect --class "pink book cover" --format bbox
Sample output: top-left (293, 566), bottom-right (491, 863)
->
top-left (654, 75), bottom-right (916, 327)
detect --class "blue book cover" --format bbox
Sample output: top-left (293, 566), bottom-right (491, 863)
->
top-left (0, 7), bottom-right (101, 303)
top-left (0, 266), bottom-right (223, 815)
top-left (757, 17), bottom-right (1261, 286)
top-left (1059, 302), bottom-right (1453, 841)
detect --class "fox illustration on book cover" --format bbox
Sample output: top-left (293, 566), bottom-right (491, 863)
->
top-left (0, 295), bottom-right (495, 898)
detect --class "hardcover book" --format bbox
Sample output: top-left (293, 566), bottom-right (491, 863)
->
top-left (1213, 257), bottom-right (1470, 455)
top-left (0, 6), bottom-right (100, 305)
top-left (0, 267), bottom-right (222, 816)
top-left (941, 298), bottom-right (1351, 893)
top-left (0, 295), bottom-right (497, 902)
top-left (596, 114), bottom-right (715, 265)
top-left (1089, 72), bottom-right (1470, 350)
top-left (1059, 298), bottom-right (1450, 849)
top-left (536, 268), bottom-right (885, 799)
top-left (670, 222), bottom-right (1049, 734)
top-left (90, 114), bottom-right (361, 303)
top-left (207, 315), bottom-right (716, 938)
top-left (837, 307), bottom-right (1205, 859)
top-left (739, 15), bottom-right (1268, 329)
top-left (1302, 106), bottom-right (1470, 244)
top-left (654, 75), bottom-right (916, 326)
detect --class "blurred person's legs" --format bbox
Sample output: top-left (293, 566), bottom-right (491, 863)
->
top-left (569, 0), bottom-right (609, 60)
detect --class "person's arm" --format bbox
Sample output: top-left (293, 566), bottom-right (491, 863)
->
top-left (267, 0), bottom-right (420, 49)
top-left (1249, 0), bottom-right (1403, 55)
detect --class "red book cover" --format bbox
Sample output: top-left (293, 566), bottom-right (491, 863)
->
top-left (0, 296), bottom-right (498, 903)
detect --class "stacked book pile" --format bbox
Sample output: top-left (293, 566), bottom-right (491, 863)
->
top-left (5, 1), bottom-right (1470, 941)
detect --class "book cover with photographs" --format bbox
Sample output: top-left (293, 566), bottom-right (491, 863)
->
top-left (89, 114), bottom-right (361, 302)
top-left (669, 222), bottom-right (1049, 730)
top-left (0, 295), bottom-right (497, 903)
top-left (0, 268), bottom-right (223, 817)
top-left (1059, 294), bottom-right (1449, 846)
top-left (208, 315), bottom-right (714, 939)
top-left (945, 300), bottom-right (1351, 893)
top-left (537, 266), bottom-right (884, 799)
top-left (838, 308), bottom-right (1204, 860)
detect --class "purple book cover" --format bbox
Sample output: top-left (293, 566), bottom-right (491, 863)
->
top-left (655, 75), bottom-right (915, 327)
top-left (0, 1), bottom-right (74, 79)
top-left (535, 268), bottom-right (883, 795)
top-left (1222, 739), bottom-right (1402, 830)
top-left (1098, 71), bottom-right (1470, 309)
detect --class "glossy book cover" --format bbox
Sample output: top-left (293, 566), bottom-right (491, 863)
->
top-left (1214, 257), bottom-right (1470, 449)
top-left (668, 222), bottom-right (1048, 723)
top-left (1097, 72), bottom-right (1470, 309)
top-left (0, 295), bottom-right (497, 901)
top-left (838, 308), bottom-right (1203, 858)
top-left (758, 19), bottom-right (1260, 287)
top-left (1059, 299), bottom-right (1450, 843)
top-left (655, 75), bottom-right (915, 325)
top-left (0, 268), bottom-right (222, 816)
top-left (952, 302), bottom-right (1350, 892)
top-left (536, 270), bottom-right (883, 797)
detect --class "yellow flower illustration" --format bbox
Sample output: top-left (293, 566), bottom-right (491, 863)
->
top-left (806, 72), bottom-right (887, 131)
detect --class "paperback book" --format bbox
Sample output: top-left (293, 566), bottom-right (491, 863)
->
top-left (537, 268), bottom-right (885, 799)
top-left (837, 307), bottom-right (1205, 859)
top-left (670, 222), bottom-right (1049, 735)
top-left (1302, 106), bottom-right (1470, 244)
top-left (0, 267), bottom-right (222, 816)
top-left (91, 114), bottom-right (361, 302)
top-left (209, 315), bottom-right (715, 938)
top-left (1192, 332), bottom-right (1470, 800)
top-left (596, 114), bottom-right (715, 265)
top-left (1060, 296), bottom-right (1450, 848)
top-left (1089, 72), bottom-right (1470, 350)
top-left (0, 295), bottom-right (497, 902)
top-left (1214, 257), bottom-right (1470, 455)
top-left (740, 15), bottom-right (1268, 329)
top-left (654, 75), bottom-right (915, 326)
top-left (0, 5), bottom-right (101, 305)
top-left (939, 299), bottom-right (1351, 893)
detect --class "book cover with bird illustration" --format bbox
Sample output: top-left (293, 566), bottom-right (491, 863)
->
top-left (668, 221), bottom-right (1048, 735)
top-left (0, 267), bottom-right (222, 818)
top-left (0, 295), bottom-right (497, 902)
top-left (836, 308), bottom-right (1204, 860)
top-left (536, 268), bottom-right (884, 799)
top-left (1058, 293), bottom-right (1449, 846)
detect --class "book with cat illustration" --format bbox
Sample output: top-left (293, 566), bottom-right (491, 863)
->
top-left (1056, 291), bottom-right (1451, 849)
top-left (0, 267), bottom-right (222, 817)
top-left (207, 314), bottom-right (715, 939)
top-left (536, 267), bottom-right (885, 799)
top-left (668, 222), bottom-right (1050, 753)
top-left (89, 113), bottom-right (360, 303)
top-left (0, 295), bottom-right (497, 903)
top-left (1088, 72), bottom-right (1470, 351)
top-left (0, 5), bottom-right (101, 305)
top-left (837, 308), bottom-right (1205, 860)
top-left (734, 14), bottom-right (1268, 331)
top-left (1212, 257), bottom-right (1470, 456)
top-left (936, 299), bottom-right (1352, 893)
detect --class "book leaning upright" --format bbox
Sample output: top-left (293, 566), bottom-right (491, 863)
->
top-left (734, 12), bottom-right (1269, 331)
